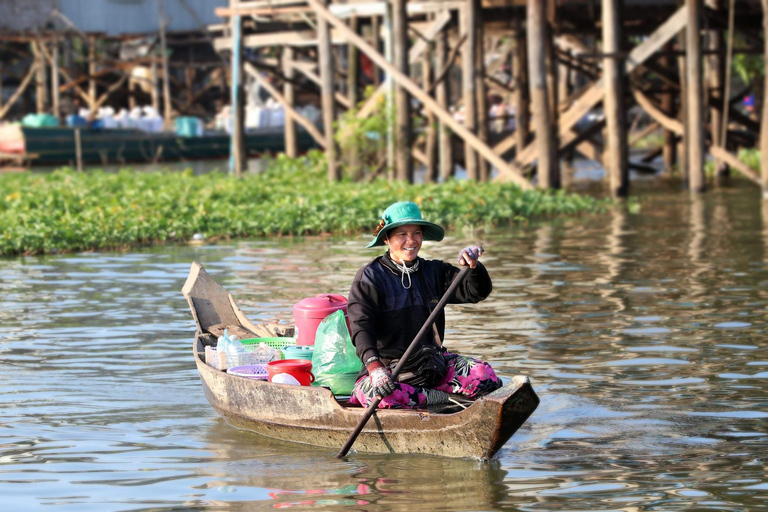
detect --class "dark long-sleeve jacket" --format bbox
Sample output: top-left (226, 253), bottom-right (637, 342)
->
top-left (347, 252), bottom-right (492, 375)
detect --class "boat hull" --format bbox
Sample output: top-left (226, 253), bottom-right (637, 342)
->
top-left (16, 126), bottom-right (318, 165)
top-left (195, 338), bottom-right (539, 459)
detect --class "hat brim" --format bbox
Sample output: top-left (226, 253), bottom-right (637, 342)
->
top-left (366, 220), bottom-right (445, 248)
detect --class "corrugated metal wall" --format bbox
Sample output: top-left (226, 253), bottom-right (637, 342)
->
top-left (0, 0), bottom-right (56, 31)
top-left (0, 0), bottom-right (228, 36)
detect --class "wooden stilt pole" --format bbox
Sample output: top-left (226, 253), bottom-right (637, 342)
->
top-left (393, 0), bottom-right (413, 181)
top-left (474, 0), bottom-right (489, 181)
top-left (129, 79), bottom-right (137, 110)
top-left (33, 39), bottom-right (47, 114)
top-left (720, 0), bottom-right (736, 178)
top-left (151, 55), bottom-right (160, 111)
top-left (544, 15), bottom-right (558, 129)
top-left (229, 14), bottom-right (246, 177)
top-left (75, 127), bottom-right (83, 172)
top-left (461, 0), bottom-right (478, 180)
top-left (513, 19), bottom-right (530, 158)
top-left (159, 1), bottom-right (173, 130)
top-left (544, 15), bottom-right (560, 188)
top-left (686, 0), bottom-right (705, 192)
top-left (423, 44), bottom-right (438, 182)
top-left (706, 0), bottom-right (726, 177)
top-left (52, 34), bottom-right (60, 120)
top-left (317, 0), bottom-right (340, 180)
top-left (347, 16), bottom-right (361, 176)
top-left (435, 21), bottom-right (454, 180)
top-left (371, 16), bottom-right (382, 87)
top-left (677, 29), bottom-right (688, 183)
top-left (527, 0), bottom-right (556, 189)
top-left (88, 35), bottom-right (97, 112)
top-left (306, 0), bottom-right (533, 190)
top-left (602, 0), bottom-right (629, 197)
top-left (384, 4), bottom-right (395, 178)
top-left (283, 46), bottom-right (298, 158)
top-left (761, 0), bottom-right (768, 197)
top-left (660, 42), bottom-right (677, 172)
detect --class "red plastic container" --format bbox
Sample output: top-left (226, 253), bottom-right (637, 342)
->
top-left (267, 359), bottom-right (315, 386)
top-left (293, 294), bottom-right (350, 346)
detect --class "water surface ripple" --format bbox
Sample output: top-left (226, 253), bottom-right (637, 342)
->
top-left (1, 184), bottom-right (767, 511)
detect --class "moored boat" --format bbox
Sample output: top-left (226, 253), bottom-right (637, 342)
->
top-left (0, 124), bottom-right (318, 166)
top-left (183, 262), bottom-right (539, 459)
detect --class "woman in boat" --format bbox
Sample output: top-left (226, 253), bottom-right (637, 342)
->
top-left (348, 201), bottom-right (503, 409)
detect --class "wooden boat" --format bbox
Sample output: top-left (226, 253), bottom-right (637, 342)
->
top-left (0, 124), bottom-right (317, 166)
top-left (182, 262), bottom-right (539, 459)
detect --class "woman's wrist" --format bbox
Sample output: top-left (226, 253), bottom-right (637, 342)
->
top-left (365, 356), bottom-right (384, 372)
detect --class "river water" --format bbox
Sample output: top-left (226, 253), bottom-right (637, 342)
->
top-left (1, 180), bottom-right (767, 511)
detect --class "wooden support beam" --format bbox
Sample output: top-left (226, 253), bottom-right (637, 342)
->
top-left (305, 0), bottom-right (533, 189)
top-left (660, 42), bottom-right (677, 171)
top-left (706, 0), bottom-right (726, 176)
top-left (316, 0), bottom-right (340, 180)
top-left (527, 0), bottom-right (556, 188)
top-left (244, 62), bottom-right (326, 148)
top-left (632, 86), bottom-right (760, 186)
top-left (513, 21), bottom-right (530, 158)
top-left (292, 60), bottom-right (350, 107)
top-left (763, 0), bottom-right (768, 195)
top-left (560, 119), bottom-right (606, 159)
top-left (509, 4), bottom-right (689, 170)
top-left (474, 0), bottom-right (490, 181)
top-left (711, 146), bottom-right (762, 185)
top-left (435, 20), bottom-right (454, 180)
top-left (32, 40), bottom-right (47, 114)
top-left (423, 43), bottom-right (438, 182)
top-left (215, 1), bottom-right (464, 19)
top-left (347, 16), bottom-right (362, 177)
top-left (393, 0), bottom-right (413, 181)
top-left (602, 0), bottom-right (629, 197)
top-left (160, 1), bottom-right (173, 130)
top-left (229, 14), bottom-right (246, 177)
top-left (356, 10), bottom-right (451, 120)
top-left (687, 0), bottom-right (705, 192)
top-left (151, 53), bottom-right (160, 111)
top-left (283, 47), bottom-right (298, 158)
top-left (461, 0), bottom-right (478, 180)
top-left (215, 30), bottom-right (346, 51)
top-left (629, 122), bottom-right (660, 146)
top-left (88, 35), bottom-right (97, 110)
top-left (36, 41), bottom-right (91, 108)
top-left (0, 63), bottom-right (37, 120)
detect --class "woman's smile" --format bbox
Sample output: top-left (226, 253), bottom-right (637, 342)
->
top-left (385, 224), bottom-right (423, 263)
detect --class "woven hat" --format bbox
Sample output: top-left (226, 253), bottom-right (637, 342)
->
top-left (366, 201), bottom-right (445, 248)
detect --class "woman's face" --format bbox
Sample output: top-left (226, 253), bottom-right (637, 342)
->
top-left (384, 224), bottom-right (423, 263)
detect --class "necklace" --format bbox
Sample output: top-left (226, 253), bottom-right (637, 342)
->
top-left (391, 258), bottom-right (419, 289)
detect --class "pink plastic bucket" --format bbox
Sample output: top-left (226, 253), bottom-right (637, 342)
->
top-left (267, 359), bottom-right (315, 386)
top-left (293, 294), bottom-right (349, 346)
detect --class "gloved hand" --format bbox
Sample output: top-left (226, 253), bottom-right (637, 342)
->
top-left (366, 359), bottom-right (396, 398)
top-left (458, 245), bottom-right (484, 268)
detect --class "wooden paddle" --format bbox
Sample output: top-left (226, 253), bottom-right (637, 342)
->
top-left (336, 265), bottom-right (471, 458)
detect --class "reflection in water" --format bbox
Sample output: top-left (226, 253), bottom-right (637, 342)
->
top-left (0, 181), bottom-right (766, 511)
top-left (196, 421), bottom-right (509, 511)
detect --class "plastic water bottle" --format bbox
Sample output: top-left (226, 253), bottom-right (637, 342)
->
top-left (217, 329), bottom-right (244, 368)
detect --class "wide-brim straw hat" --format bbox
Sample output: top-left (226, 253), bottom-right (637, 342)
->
top-left (366, 201), bottom-right (445, 248)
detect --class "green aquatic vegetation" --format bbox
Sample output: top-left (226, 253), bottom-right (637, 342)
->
top-left (0, 154), bottom-right (607, 256)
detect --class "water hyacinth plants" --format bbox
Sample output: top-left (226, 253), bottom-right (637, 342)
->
top-left (0, 151), bottom-right (606, 256)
